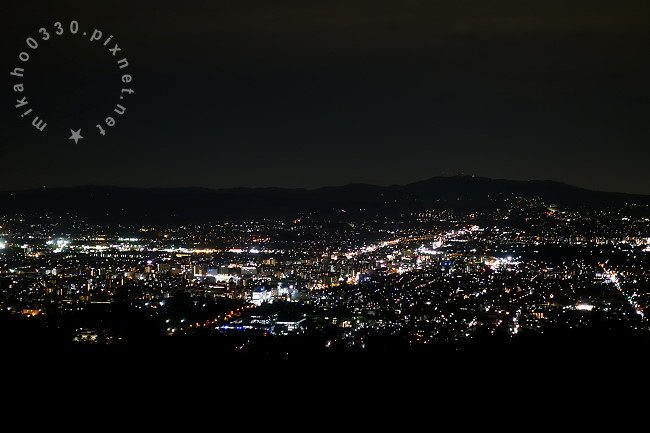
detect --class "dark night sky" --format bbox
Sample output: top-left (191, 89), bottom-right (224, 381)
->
top-left (1, 0), bottom-right (649, 192)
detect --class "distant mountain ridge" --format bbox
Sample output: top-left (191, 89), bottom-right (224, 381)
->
top-left (0, 176), bottom-right (648, 221)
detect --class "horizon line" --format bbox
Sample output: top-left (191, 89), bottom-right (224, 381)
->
top-left (0, 175), bottom-right (645, 197)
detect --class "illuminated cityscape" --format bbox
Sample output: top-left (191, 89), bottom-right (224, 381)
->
top-left (2, 179), bottom-right (649, 357)
top-left (3, 1), bottom-right (649, 372)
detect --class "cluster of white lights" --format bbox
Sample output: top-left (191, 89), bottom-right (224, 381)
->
top-left (46, 239), bottom-right (70, 253)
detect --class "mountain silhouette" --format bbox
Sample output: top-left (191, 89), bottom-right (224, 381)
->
top-left (1, 176), bottom-right (647, 222)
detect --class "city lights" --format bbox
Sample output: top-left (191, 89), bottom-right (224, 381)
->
top-left (0, 193), bottom-right (649, 355)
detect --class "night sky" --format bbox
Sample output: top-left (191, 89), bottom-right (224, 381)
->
top-left (2, 0), bottom-right (649, 193)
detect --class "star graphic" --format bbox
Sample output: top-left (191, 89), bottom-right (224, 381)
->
top-left (69, 129), bottom-right (83, 144)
